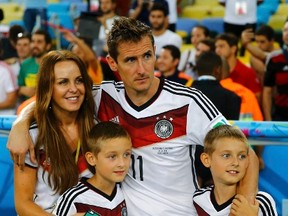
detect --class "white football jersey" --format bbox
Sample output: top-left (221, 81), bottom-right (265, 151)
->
top-left (93, 79), bottom-right (228, 216)
top-left (193, 186), bottom-right (278, 216)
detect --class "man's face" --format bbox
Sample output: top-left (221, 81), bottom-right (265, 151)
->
top-left (107, 36), bottom-right (156, 96)
top-left (283, 22), bottom-right (288, 47)
top-left (149, 10), bottom-right (166, 31)
top-left (215, 39), bottom-right (233, 59)
top-left (31, 34), bottom-right (49, 58)
top-left (255, 35), bottom-right (273, 52)
top-left (16, 38), bottom-right (31, 60)
top-left (100, 0), bottom-right (114, 14)
top-left (157, 48), bottom-right (178, 75)
top-left (191, 27), bottom-right (206, 46)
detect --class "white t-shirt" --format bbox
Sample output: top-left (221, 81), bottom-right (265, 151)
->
top-left (193, 186), bottom-right (278, 215)
top-left (219, 0), bottom-right (257, 25)
top-left (154, 30), bottom-right (182, 56)
top-left (0, 63), bottom-right (18, 115)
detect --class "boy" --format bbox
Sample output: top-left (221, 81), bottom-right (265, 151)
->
top-left (52, 121), bottom-right (132, 216)
top-left (193, 125), bottom-right (277, 215)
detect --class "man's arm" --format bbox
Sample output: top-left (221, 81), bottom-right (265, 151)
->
top-left (262, 86), bottom-right (273, 121)
top-left (0, 91), bottom-right (18, 109)
top-left (241, 29), bottom-right (267, 61)
top-left (6, 101), bottom-right (36, 170)
top-left (237, 148), bottom-right (259, 204)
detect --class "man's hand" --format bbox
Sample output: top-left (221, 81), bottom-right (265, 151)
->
top-left (241, 28), bottom-right (254, 47)
top-left (230, 194), bottom-right (259, 216)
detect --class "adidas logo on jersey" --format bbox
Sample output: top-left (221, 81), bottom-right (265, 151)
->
top-left (110, 116), bottom-right (120, 124)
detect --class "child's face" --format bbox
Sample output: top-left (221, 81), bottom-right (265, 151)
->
top-left (205, 137), bottom-right (249, 186)
top-left (95, 137), bottom-right (132, 185)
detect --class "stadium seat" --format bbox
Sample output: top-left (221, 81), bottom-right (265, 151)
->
top-left (257, 5), bottom-right (273, 26)
top-left (201, 18), bottom-right (224, 36)
top-left (47, 2), bottom-right (70, 14)
top-left (275, 3), bottom-right (288, 16)
top-left (176, 18), bottom-right (199, 40)
top-left (194, 0), bottom-right (218, 6)
top-left (0, 3), bottom-right (23, 25)
top-left (210, 5), bottom-right (225, 18)
top-left (181, 5), bottom-right (211, 20)
top-left (268, 14), bottom-right (287, 31)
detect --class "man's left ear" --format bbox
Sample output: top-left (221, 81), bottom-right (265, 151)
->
top-left (106, 55), bottom-right (118, 71)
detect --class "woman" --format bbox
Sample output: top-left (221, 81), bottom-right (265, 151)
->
top-left (14, 50), bottom-right (95, 215)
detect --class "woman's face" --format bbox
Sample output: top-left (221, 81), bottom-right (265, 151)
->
top-left (51, 60), bottom-right (85, 116)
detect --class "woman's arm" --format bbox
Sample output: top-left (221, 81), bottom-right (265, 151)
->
top-left (14, 164), bottom-right (52, 216)
top-left (6, 101), bottom-right (36, 170)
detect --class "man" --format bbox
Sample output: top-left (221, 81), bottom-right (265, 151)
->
top-left (215, 33), bottom-right (262, 102)
top-left (149, 3), bottom-right (182, 57)
top-left (219, 0), bottom-right (263, 38)
top-left (262, 20), bottom-right (288, 121)
top-left (155, 44), bottom-right (192, 86)
top-left (242, 25), bottom-right (279, 84)
top-left (193, 51), bottom-right (241, 120)
top-left (17, 29), bottom-right (51, 101)
top-left (10, 32), bottom-right (32, 78)
top-left (129, 0), bottom-right (169, 26)
top-left (0, 25), bottom-right (25, 64)
top-left (97, 0), bottom-right (119, 57)
top-left (178, 25), bottom-right (210, 79)
top-left (0, 40), bottom-right (18, 115)
top-left (8, 17), bottom-right (258, 216)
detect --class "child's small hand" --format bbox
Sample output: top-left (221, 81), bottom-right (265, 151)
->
top-left (230, 194), bottom-right (259, 216)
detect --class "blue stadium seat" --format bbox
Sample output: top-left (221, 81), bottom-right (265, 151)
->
top-left (47, 2), bottom-right (70, 14)
top-left (201, 18), bottom-right (224, 35)
top-left (176, 18), bottom-right (199, 35)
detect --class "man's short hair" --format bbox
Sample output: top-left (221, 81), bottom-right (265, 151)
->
top-left (255, 25), bottom-right (275, 41)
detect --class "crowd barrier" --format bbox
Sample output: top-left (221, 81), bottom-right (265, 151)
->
top-left (0, 116), bottom-right (287, 215)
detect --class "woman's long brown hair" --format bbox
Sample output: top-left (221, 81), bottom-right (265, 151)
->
top-left (35, 50), bottom-right (95, 194)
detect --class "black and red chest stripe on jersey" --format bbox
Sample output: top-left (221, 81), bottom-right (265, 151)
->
top-left (98, 91), bottom-right (188, 148)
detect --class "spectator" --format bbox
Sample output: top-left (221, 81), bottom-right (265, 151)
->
top-left (0, 25), bottom-right (25, 64)
top-left (11, 32), bottom-right (32, 78)
top-left (0, 41), bottom-right (18, 115)
top-left (178, 25), bottom-right (210, 79)
top-left (242, 25), bottom-right (280, 85)
top-left (17, 29), bottom-right (51, 101)
top-left (149, 2), bottom-right (182, 57)
top-left (129, 0), bottom-right (168, 26)
top-left (195, 38), bottom-right (215, 59)
top-left (193, 51), bottom-right (241, 120)
top-left (263, 20), bottom-right (288, 121)
top-left (96, 0), bottom-right (119, 57)
top-left (215, 33), bottom-right (262, 102)
top-left (155, 44), bottom-right (192, 86)
top-left (22, 0), bottom-right (48, 33)
top-left (219, 0), bottom-right (263, 38)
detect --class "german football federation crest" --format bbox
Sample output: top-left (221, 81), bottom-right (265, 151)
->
top-left (154, 116), bottom-right (174, 139)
